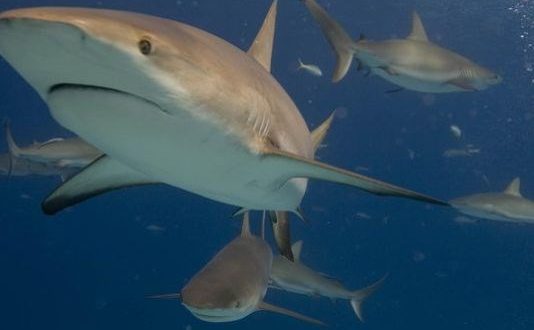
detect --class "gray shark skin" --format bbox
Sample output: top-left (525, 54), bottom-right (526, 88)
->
top-left (151, 213), bottom-right (325, 326)
top-left (0, 153), bottom-right (72, 177)
top-left (270, 241), bottom-right (386, 322)
top-left (5, 121), bottom-right (101, 169)
top-left (0, 1), bottom-right (446, 215)
top-left (302, 0), bottom-right (502, 92)
top-left (450, 178), bottom-right (534, 223)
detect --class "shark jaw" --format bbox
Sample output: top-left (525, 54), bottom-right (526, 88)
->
top-left (0, 8), bottom-right (310, 211)
top-left (183, 304), bottom-right (256, 323)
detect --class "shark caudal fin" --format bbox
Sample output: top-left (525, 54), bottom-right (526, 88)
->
top-left (301, 0), bottom-right (355, 82)
top-left (350, 274), bottom-right (388, 322)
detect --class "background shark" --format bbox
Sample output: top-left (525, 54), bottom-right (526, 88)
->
top-left (450, 178), bottom-right (534, 223)
top-left (302, 0), bottom-right (502, 92)
top-left (270, 241), bottom-right (387, 322)
top-left (151, 213), bottom-right (325, 326)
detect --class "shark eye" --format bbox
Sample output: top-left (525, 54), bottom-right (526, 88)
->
top-left (138, 38), bottom-right (152, 55)
top-left (234, 301), bottom-right (241, 308)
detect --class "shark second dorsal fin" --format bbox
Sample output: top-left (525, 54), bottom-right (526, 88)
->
top-left (247, 0), bottom-right (278, 72)
top-left (504, 177), bottom-right (522, 197)
top-left (258, 301), bottom-right (326, 326)
top-left (407, 11), bottom-right (428, 42)
top-left (291, 240), bottom-right (303, 262)
top-left (311, 110), bottom-right (336, 153)
top-left (241, 211), bottom-right (251, 237)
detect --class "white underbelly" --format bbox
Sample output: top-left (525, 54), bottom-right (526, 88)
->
top-left (373, 69), bottom-right (463, 93)
top-left (46, 87), bottom-right (307, 210)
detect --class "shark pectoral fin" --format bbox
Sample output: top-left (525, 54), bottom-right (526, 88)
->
top-left (302, 0), bottom-right (354, 82)
top-left (291, 240), bottom-right (303, 261)
top-left (258, 301), bottom-right (326, 326)
top-left (379, 66), bottom-right (399, 76)
top-left (42, 155), bottom-right (157, 215)
top-left (350, 274), bottom-right (388, 322)
top-left (407, 11), bottom-right (429, 42)
top-left (263, 150), bottom-right (448, 206)
top-left (247, 0), bottom-right (278, 72)
top-left (446, 78), bottom-right (477, 91)
top-left (146, 293), bottom-right (182, 300)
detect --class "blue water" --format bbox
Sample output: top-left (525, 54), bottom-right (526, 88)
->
top-left (0, 0), bottom-right (532, 329)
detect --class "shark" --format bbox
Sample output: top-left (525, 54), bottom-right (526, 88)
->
top-left (270, 240), bottom-right (387, 322)
top-left (150, 212), bottom-right (325, 326)
top-left (0, 1), bottom-right (446, 216)
top-left (301, 0), bottom-right (502, 92)
top-left (5, 121), bottom-right (102, 169)
top-left (0, 153), bottom-right (71, 177)
top-left (450, 178), bottom-right (534, 223)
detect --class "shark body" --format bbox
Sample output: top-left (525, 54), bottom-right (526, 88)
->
top-left (0, 1), bottom-right (445, 215)
top-left (450, 178), bottom-right (534, 223)
top-left (302, 0), bottom-right (502, 92)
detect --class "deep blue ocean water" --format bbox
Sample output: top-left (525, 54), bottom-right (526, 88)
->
top-left (0, 0), bottom-right (532, 329)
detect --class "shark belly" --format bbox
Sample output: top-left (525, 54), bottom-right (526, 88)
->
top-left (372, 68), bottom-right (464, 93)
top-left (46, 86), bottom-right (306, 211)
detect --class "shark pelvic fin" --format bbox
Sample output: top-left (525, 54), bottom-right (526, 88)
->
top-left (311, 110), bottom-right (336, 153)
top-left (259, 301), bottom-right (326, 326)
top-left (504, 177), bottom-right (522, 197)
top-left (302, 0), bottom-right (354, 82)
top-left (247, 0), bottom-right (278, 72)
top-left (291, 240), bottom-right (303, 262)
top-left (42, 155), bottom-right (157, 215)
top-left (263, 149), bottom-right (448, 206)
top-left (350, 274), bottom-right (388, 322)
top-left (407, 11), bottom-right (429, 42)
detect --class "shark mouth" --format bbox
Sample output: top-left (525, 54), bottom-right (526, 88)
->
top-left (47, 83), bottom-right (169, 114)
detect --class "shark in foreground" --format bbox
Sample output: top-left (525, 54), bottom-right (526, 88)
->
top-left (0, 1), bottom-right (446, 216)
top-left (302, 0), bottom-right (502, 92)
top-left (450, 178), bottom-right (534, 223)
top-left (5, 121), bottom-right (101, 169)
top-left (270, 241), bottom-right (387, 322)
top-left (150, 213), bottom-right (325, 326)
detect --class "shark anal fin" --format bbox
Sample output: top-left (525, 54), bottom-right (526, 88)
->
top-left (42, 155), bottom-right (157, 215)
top-left (259, 301), bottom-right (326, 326)
top-left (263, 150), bottom-right (448, 206)
top-left (247, 0), bottom-right (278, 72)
top-left (302, 0), bottom-right (354, 82)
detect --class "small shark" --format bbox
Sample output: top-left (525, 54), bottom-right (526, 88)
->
top-left (301, 0), bottom-right (502, 92)
top-left (0, 153), bottom-right (72, 177)
top-left (150, 213), bottom-right (325, 326)
top-left (5, 121), bottom-right (101, 169)
top-left (450, 178), bottom-right (534, 223)
top-left (270, 241), bottom-right (387, 322)
top-left (0, 1), bottom-right (445, 216)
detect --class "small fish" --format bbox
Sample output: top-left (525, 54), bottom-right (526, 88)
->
top-left (442, 146), bottom-right (480, 158)
top-left (450, 125), bottom-right (462, 139)
top-left (298, 58), bottom-right (323, 77)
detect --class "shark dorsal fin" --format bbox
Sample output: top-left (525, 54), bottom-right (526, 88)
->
top-left (311, 110), bottom-right (336, 152)
top-left (247, 0), bottom-right (278, 72)
top-left (504, 177), bottom-right (522, 197)
top-left (241, 211), bottom-right (251, 237)
top-left (407, 11), bottom-right (429, 42)
top-left (291, 240), bottom-right (303, 262)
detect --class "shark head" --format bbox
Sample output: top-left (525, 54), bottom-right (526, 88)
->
top-left (463, 64), bottom-right (502, 90)
top-left (0, 7), bottom-right (203, 116)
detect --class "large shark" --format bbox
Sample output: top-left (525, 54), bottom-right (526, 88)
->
top-left (302, 0), bottom-right (502, 92)
top-left (270, 241), bottom-right (387, 322)
top-left (150, 213), bottom-right (324, 326)
top-left (5, 121), bottom-right (101, 169)
top-left (450, 178), bottom-right (534, 223)
top-left (0, 1), bottom-right (446, 215)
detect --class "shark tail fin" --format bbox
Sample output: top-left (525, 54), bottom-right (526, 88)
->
top-left (350, 274), bottom-right (388, 322)
top-left (302, 0), bottom-right (355, 82)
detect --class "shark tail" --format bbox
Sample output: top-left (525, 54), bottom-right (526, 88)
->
top-left (302, 0), bottom-right (356, 82)
top-left (349, 274), bottom-right (388, 322)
